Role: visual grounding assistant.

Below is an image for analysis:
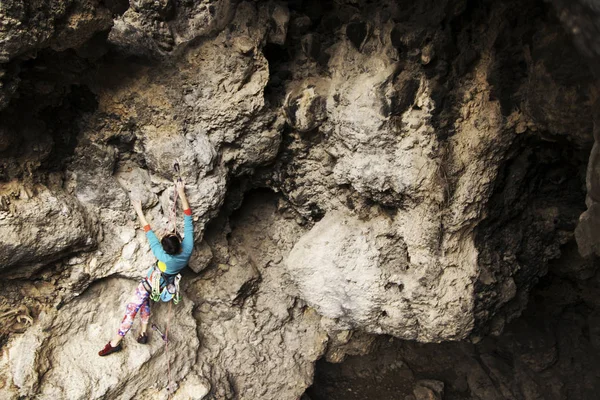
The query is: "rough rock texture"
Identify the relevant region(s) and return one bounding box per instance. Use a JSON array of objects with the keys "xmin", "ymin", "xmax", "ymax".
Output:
[
  {"xmin": 287, "ymin": 210, "xmax": 442, "ymax": 339},
  {"xmin": 269, "ymin": 0, "xmax": 594, "ymax": 340},
  {"xmin": 187, "ymin": 191, "xmax": 328, "ymax": 399},
  {"xmin": 559, "ymin": 0, "xmax": 600, "ymax": 259},
  {"xmin": 307, "ymin": 244, "xmax": 600, "ymax": 400},
  {"xmin": 0, "ymin": 0, "xmax": 113, "ymax": 62},
  {"xmin": 0, "ymin": 0, "xmax": 598, "ymax": 399},
  {"xmin": 0, "ymin": 278, "xmax": 201, "ymax": 399},
  {"xmin": 0, "ymin": 0, "xmax": 114, "ymax": 109},
  {"xmin": 0, "ymin": 183, "xmax": 98, "ymax": 275}
]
